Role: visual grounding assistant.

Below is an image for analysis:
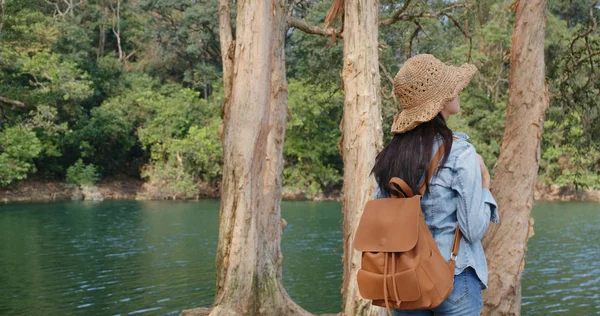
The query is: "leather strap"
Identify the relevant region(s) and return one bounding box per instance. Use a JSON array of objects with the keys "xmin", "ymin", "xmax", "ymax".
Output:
[
  {"xmin": 391, "ymin": 253, "xmax": 400, "ymax": 305},
  {"xmin": 383, "ymin": 255, "xmax": 392, "ymax": 316},
  {"xmin": 450, "ymin": 225, "xmax": 461, "ymax": 261},
  {"xmin": 388, "ymin": 138, "xmax": 462, "ymax": 262},
  {"xmin": 388, "ymin": 178, "xmax": 414, "ymax": 198},
  {"xmin": 419, "ymin": 142, "xmax": 447, "ymax": 195}
]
